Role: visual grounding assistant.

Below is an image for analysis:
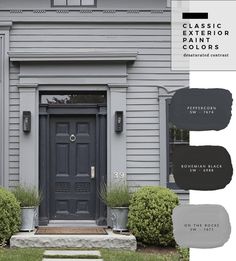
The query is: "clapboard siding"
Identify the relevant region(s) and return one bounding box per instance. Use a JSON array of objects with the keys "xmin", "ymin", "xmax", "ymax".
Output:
[
  {"xmin": 8, "ymin": 22, "xmax": 189, "ymax": 202},
  {"xmin": 128, "ymin": 181, "xmax": 160, "ymax": 191},
  {"xmin": 9, "ymin": 62, "xmax": 20, "ymax": 188},
  {"xmin": 177, "ymin": 192, "xmax": 190, "ymax": 205},
  {"xmin": 0, "ymin": 0, "xmax": 166, "ymax": 10},
  {"xmin": 11, "ymin": 35, "xmax": 172, "ymax": 42},
  {"xmin": 127, "ymin": 143, "xmax": 159, "ymax": 149}
]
